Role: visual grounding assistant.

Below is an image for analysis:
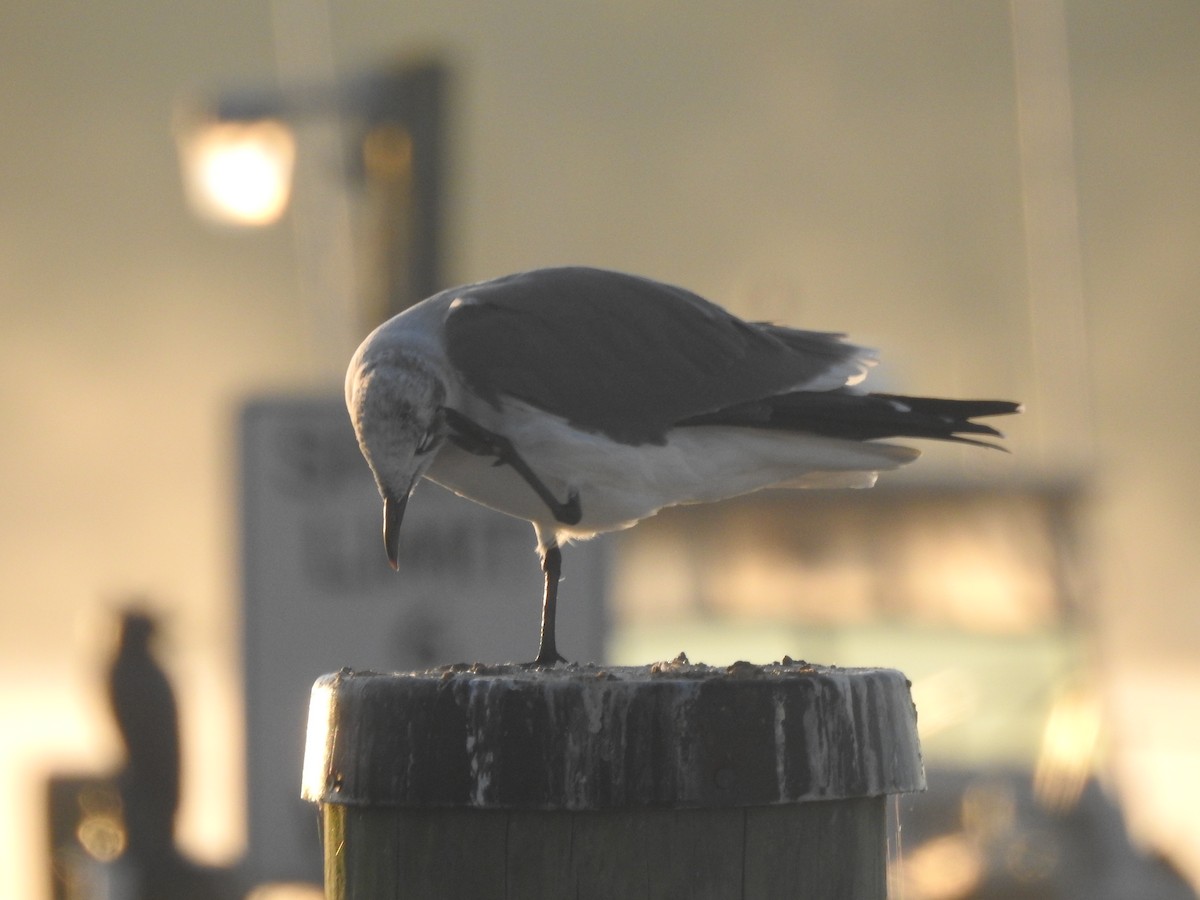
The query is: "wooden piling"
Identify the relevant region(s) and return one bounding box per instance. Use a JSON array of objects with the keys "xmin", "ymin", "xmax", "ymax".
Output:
[{"xmin": 301, "ymin": 657, "xmax": 924, "ymax": 899}]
